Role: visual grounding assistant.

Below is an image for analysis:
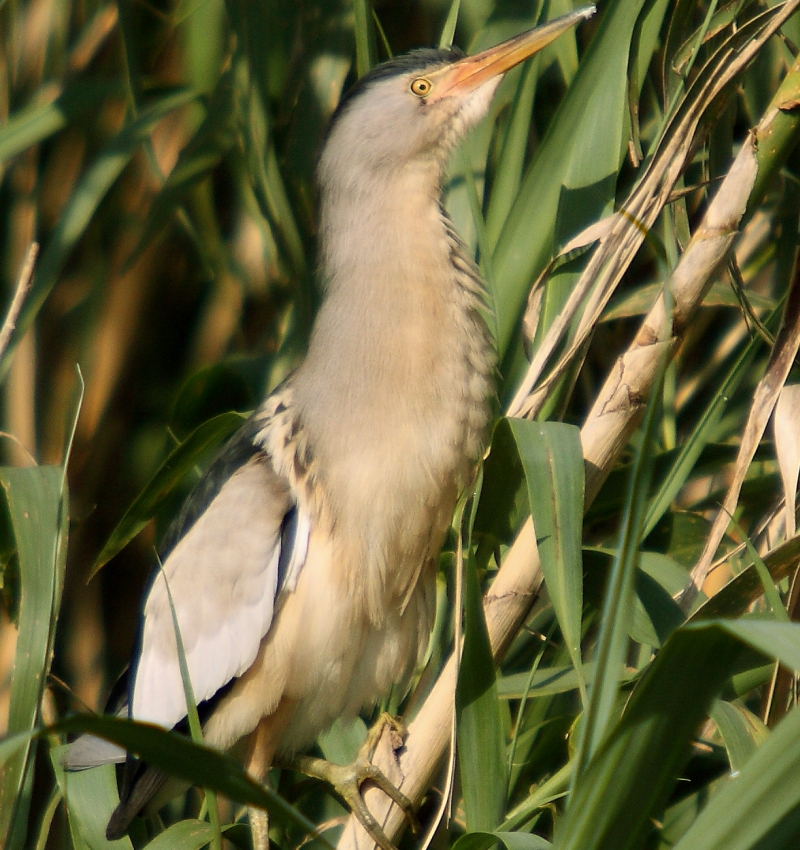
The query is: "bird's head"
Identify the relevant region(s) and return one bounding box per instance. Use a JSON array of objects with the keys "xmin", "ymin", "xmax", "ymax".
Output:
[{"xmin": 319, "ymin": 7, "xmax": 595, "ymax": 188}]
